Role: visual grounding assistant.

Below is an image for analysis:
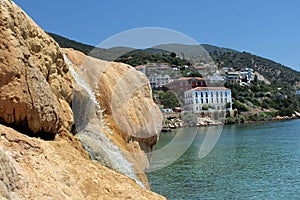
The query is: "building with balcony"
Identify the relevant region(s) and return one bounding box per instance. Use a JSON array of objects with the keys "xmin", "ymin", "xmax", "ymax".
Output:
[
  {"xmin": 226, "ymin": 71, "xmax": 241, "ymax": 84},
  {"xmin": 184, "ymin": 87, "xmax": 232, "ymax": 112}
]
